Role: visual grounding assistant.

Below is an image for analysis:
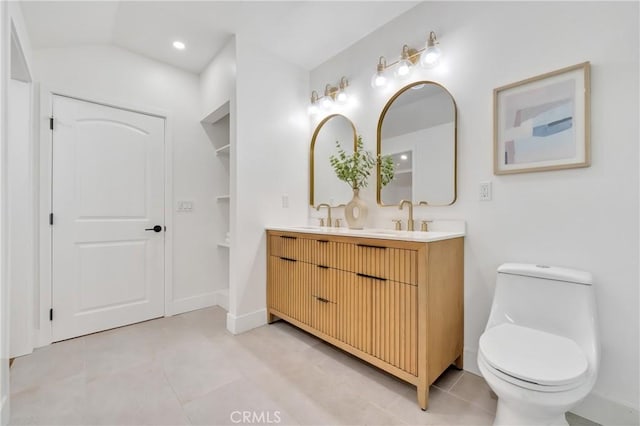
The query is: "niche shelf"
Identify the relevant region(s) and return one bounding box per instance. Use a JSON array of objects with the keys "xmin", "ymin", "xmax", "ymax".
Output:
[
  {"xmin": 215, "ymin": 144, "xmax": 230, "ymax": 156},
  {"xmin": 201, "ymin": 100, "xmax": 231, "ymax": 312}
]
